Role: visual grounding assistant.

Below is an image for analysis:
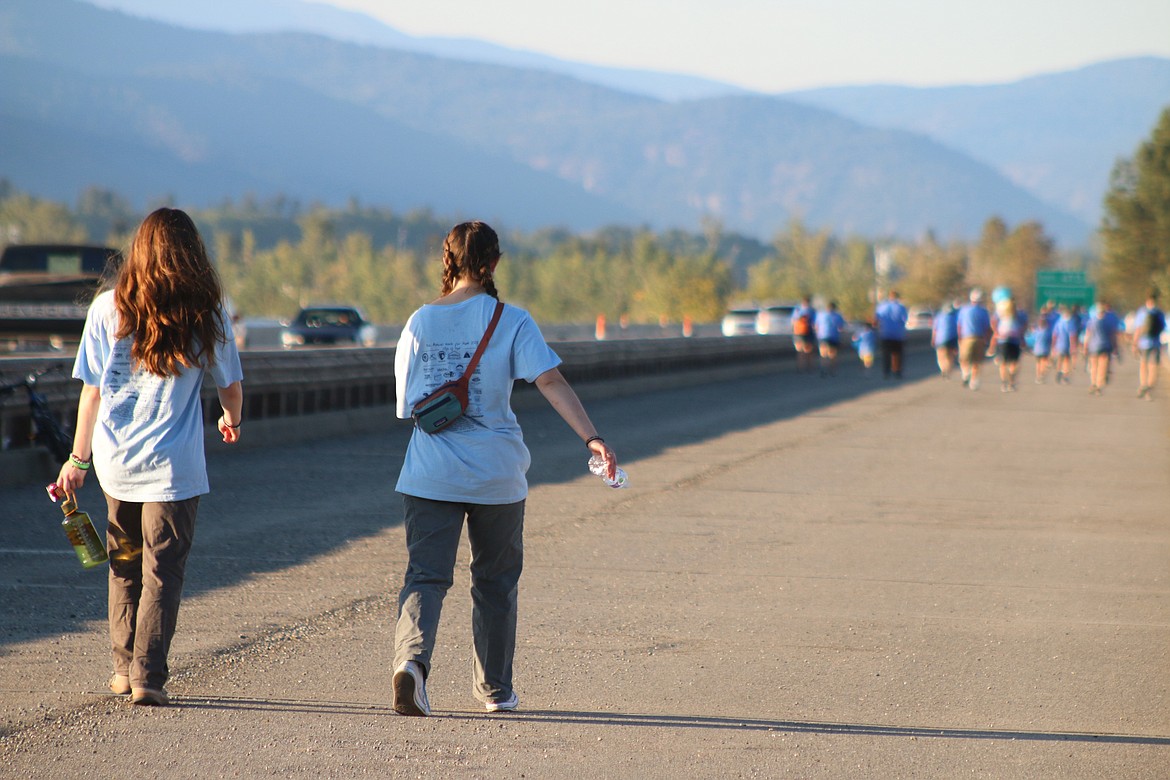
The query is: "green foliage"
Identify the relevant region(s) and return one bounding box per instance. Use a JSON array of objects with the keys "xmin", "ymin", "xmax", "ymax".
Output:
[
  {"xmin": 744, "ymin": 222, "xmax": 875, "ymax": 320},
  {"xmin": 0, "ymin": 186, "xmax": 87, "ymax": 247},
  {"xmin": 824, "ymin": 238, "xmax": 881, "ymax": 320},
  {"xmin": 498, "ymin": 230, "xmax": 731, "ymax": 324},
  {"xmin": 0, "ymin": 181, "xmax": 1083, "ymax": 325},
  {"xmin": 212, "ymin": 209, "xmax": 434, "ymax": 322},
  {"xmin": 895, "ymin": 233, "xmax": 969, "ymax": 309},
  {"xmin": 75, "ymin": 187, "xmax": 138, "ymax": 246},
  {"xmin": 1099, "ymin": 107, "xmax": 1170, "ymax": 307},
  {"xmin": 745, "ymin": 221, "xmax": 829, "ymax": 303},
  {"xmin": 966, "ymin": 217, "xmax": 1055, "ymax": 308}
]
